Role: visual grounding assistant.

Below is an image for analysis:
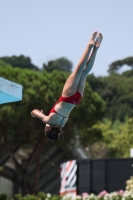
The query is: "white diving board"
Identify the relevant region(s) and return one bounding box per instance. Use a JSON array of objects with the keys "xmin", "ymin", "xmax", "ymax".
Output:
[{"xmin": 0, "ymin": 77, "xmax": 22, "ymax": 104}]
